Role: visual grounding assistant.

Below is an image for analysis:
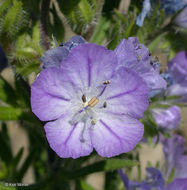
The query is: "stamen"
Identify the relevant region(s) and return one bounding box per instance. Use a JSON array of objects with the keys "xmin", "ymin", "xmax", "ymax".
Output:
[
  {"xmin": 79, "ymin": 122, "xmax": 86, "ymax": 143},
  {"xmin": 91, "ymin": 119, "xmax": 97, "ymax": 125},
  {"xmin": 82, "ymin": 94, "xmax": 86, "ymax": 103},
  {"xmin": 103, "ymin": 102, "xmax": 107, "ymax": 108},
  {"xmin": 103, "ymin": 80, "xmax": 110, "ymax": 85},
  {"xmin": 88, "ymin": 97, "xmax": 99, "ymax": 107}
]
